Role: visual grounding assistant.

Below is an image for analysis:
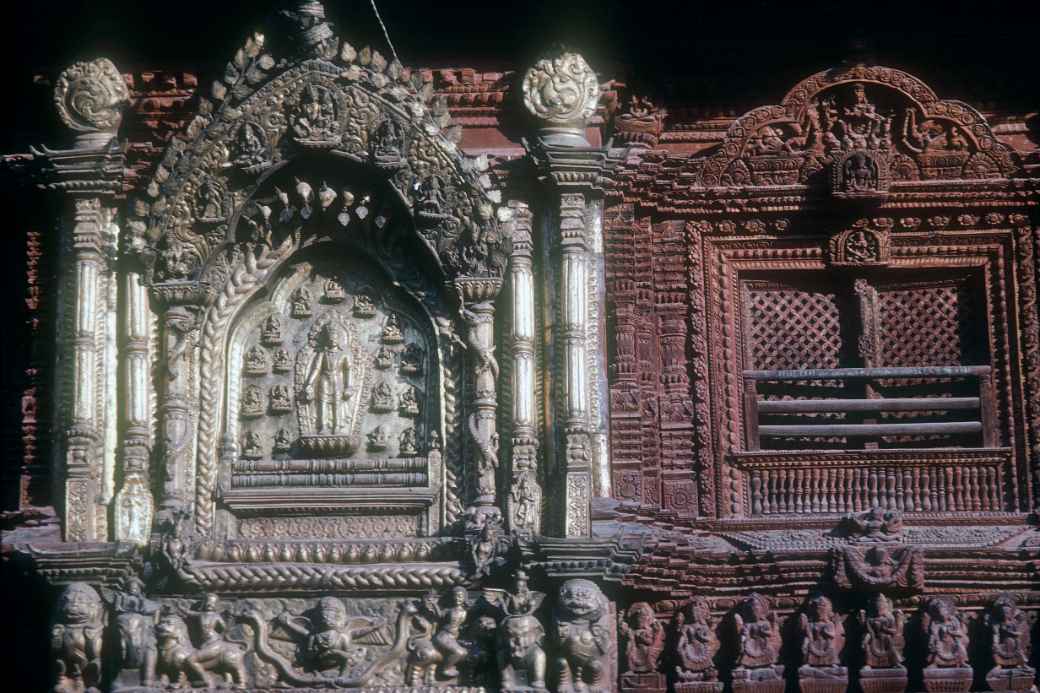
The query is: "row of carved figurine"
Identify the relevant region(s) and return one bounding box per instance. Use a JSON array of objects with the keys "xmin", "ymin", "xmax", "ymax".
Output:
[
  {"xmin": 240, "ymin": 424, "xmax": 422, "ymax": 458},
  {"xmin": 243, "ymin": 341, "xmax": 425, "ymax": 376},
  {"xmin": 240, "ymin": 381, "xmax": 421, "ymax": 419},
  {"xmin": 256, "ymin": 311, "xmax": 406, "ymax": 346},
  {"xmin": 620, "ymin": 592, "xmax": 1033, "ymax": 693},
  {"xmin": 50, "ymin": 574, "xmax": 614, "ymax": 692}
]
